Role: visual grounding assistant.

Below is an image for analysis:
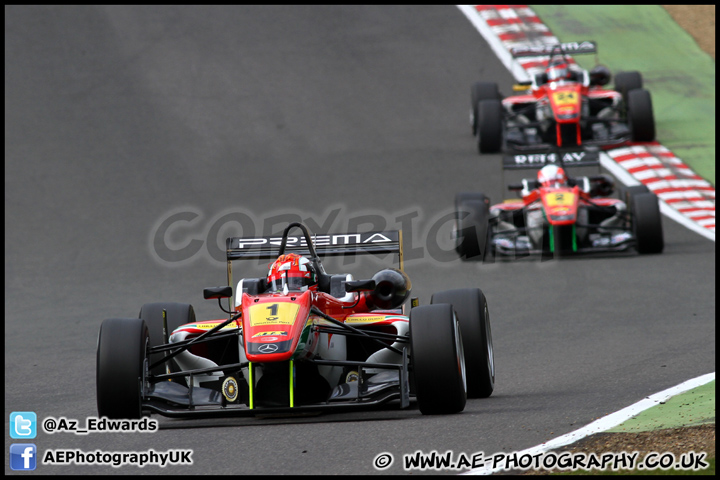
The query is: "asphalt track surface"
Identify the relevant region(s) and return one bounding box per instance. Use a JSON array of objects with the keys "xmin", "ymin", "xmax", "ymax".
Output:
[{"xmin": 4, "ymin": 6, "xmax": 715, "ymax": 475}]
